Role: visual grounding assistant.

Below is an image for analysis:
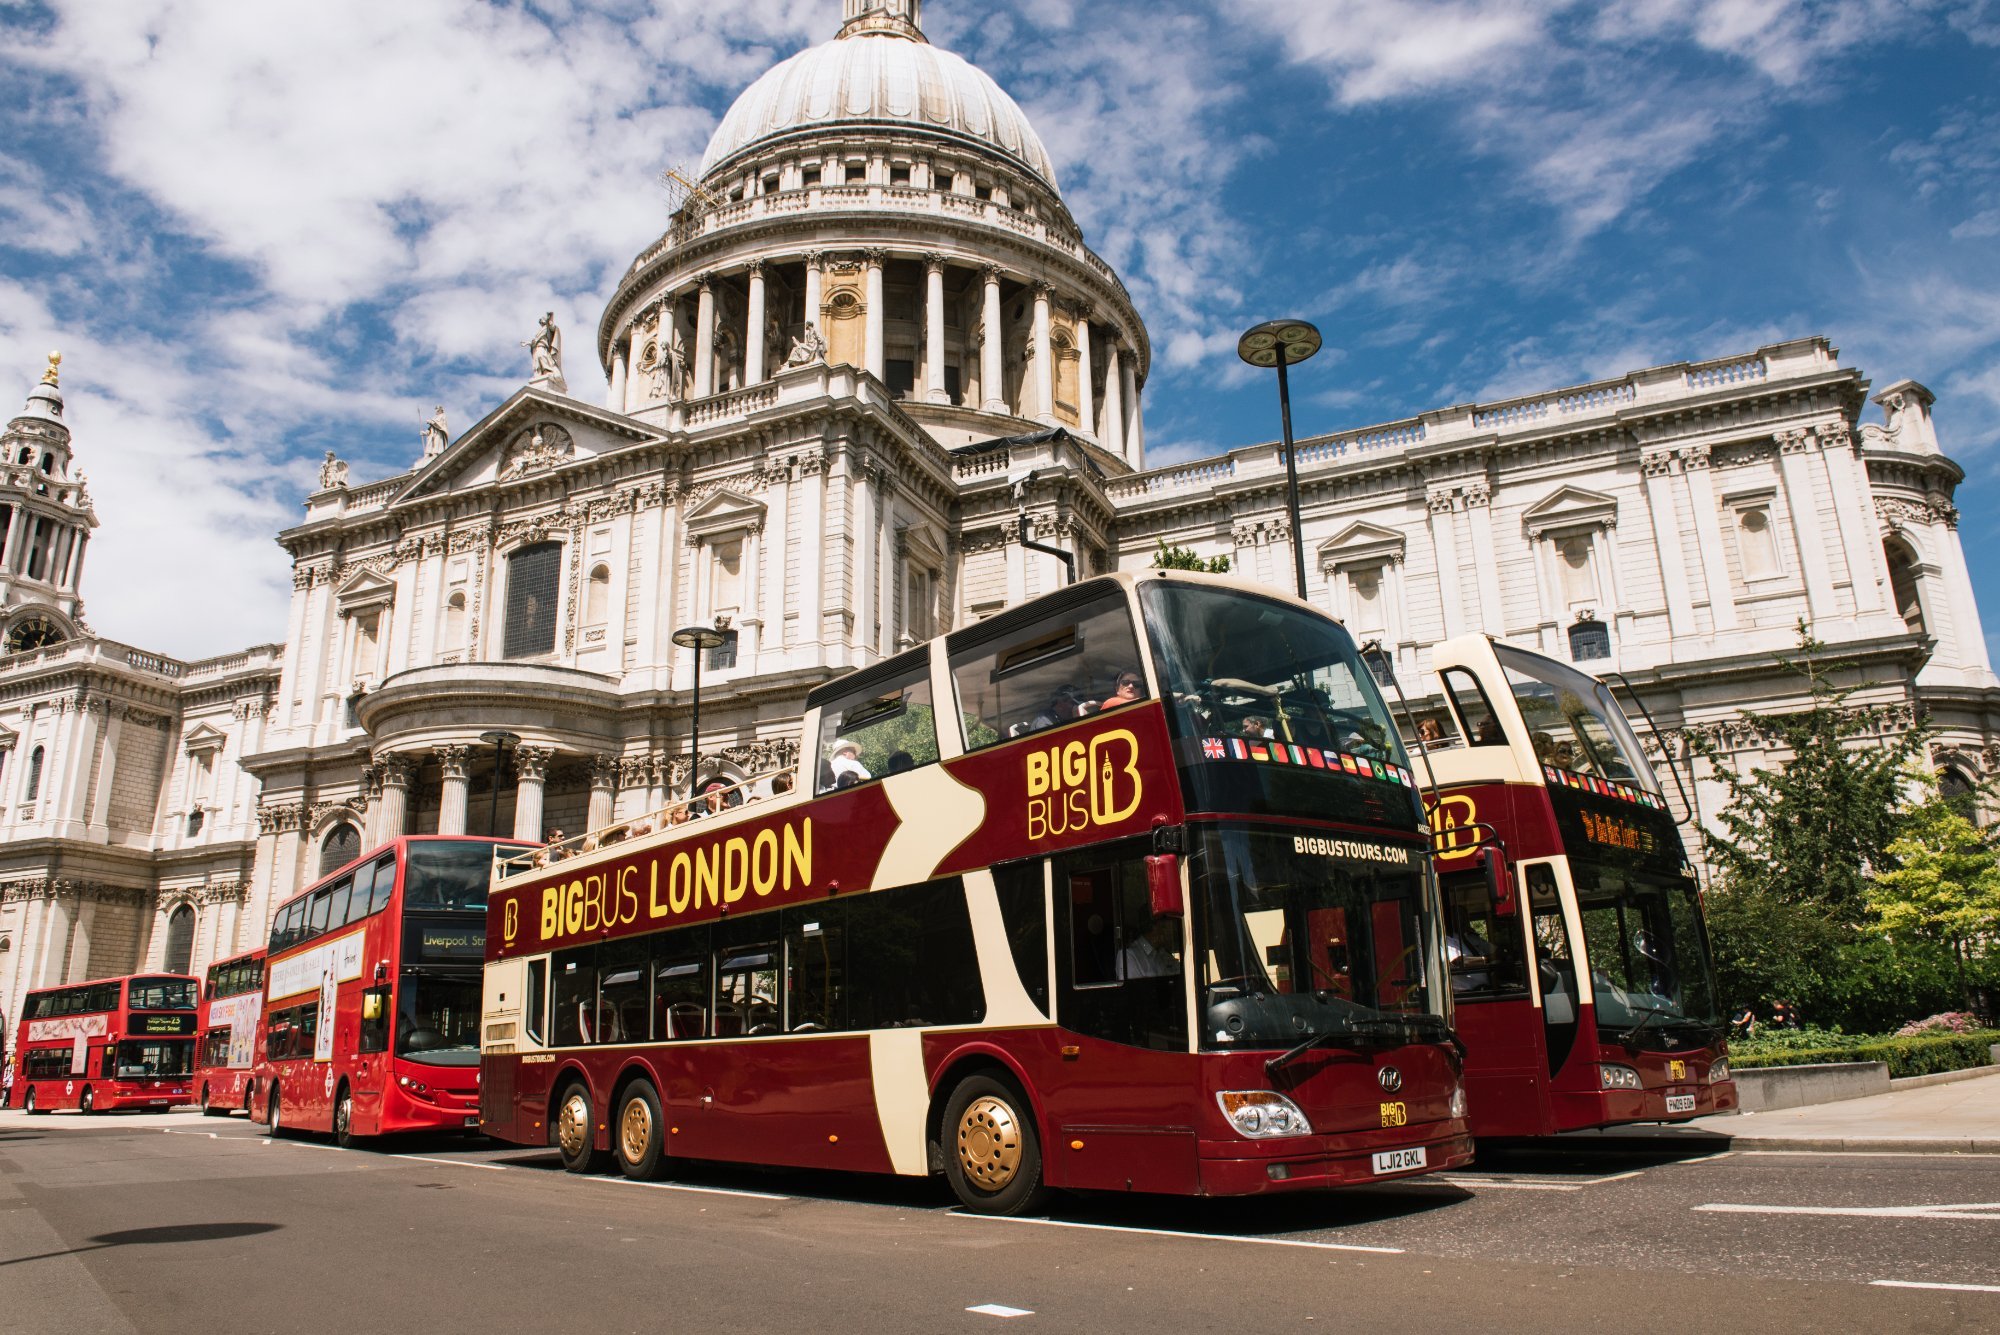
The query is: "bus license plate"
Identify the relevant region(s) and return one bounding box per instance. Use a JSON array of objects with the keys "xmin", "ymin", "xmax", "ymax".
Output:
[
  {"xmin": 463, "ymin": 1116, "xmax": 480, "ymax": 1128},
  {"xmin": 1372, "ymin": 1147, "xmax": 1427, "ymax": 1175},
  {"xmin": 1665, "ymin": 1093, "xmax": 1697, "ymax": 1115}
]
